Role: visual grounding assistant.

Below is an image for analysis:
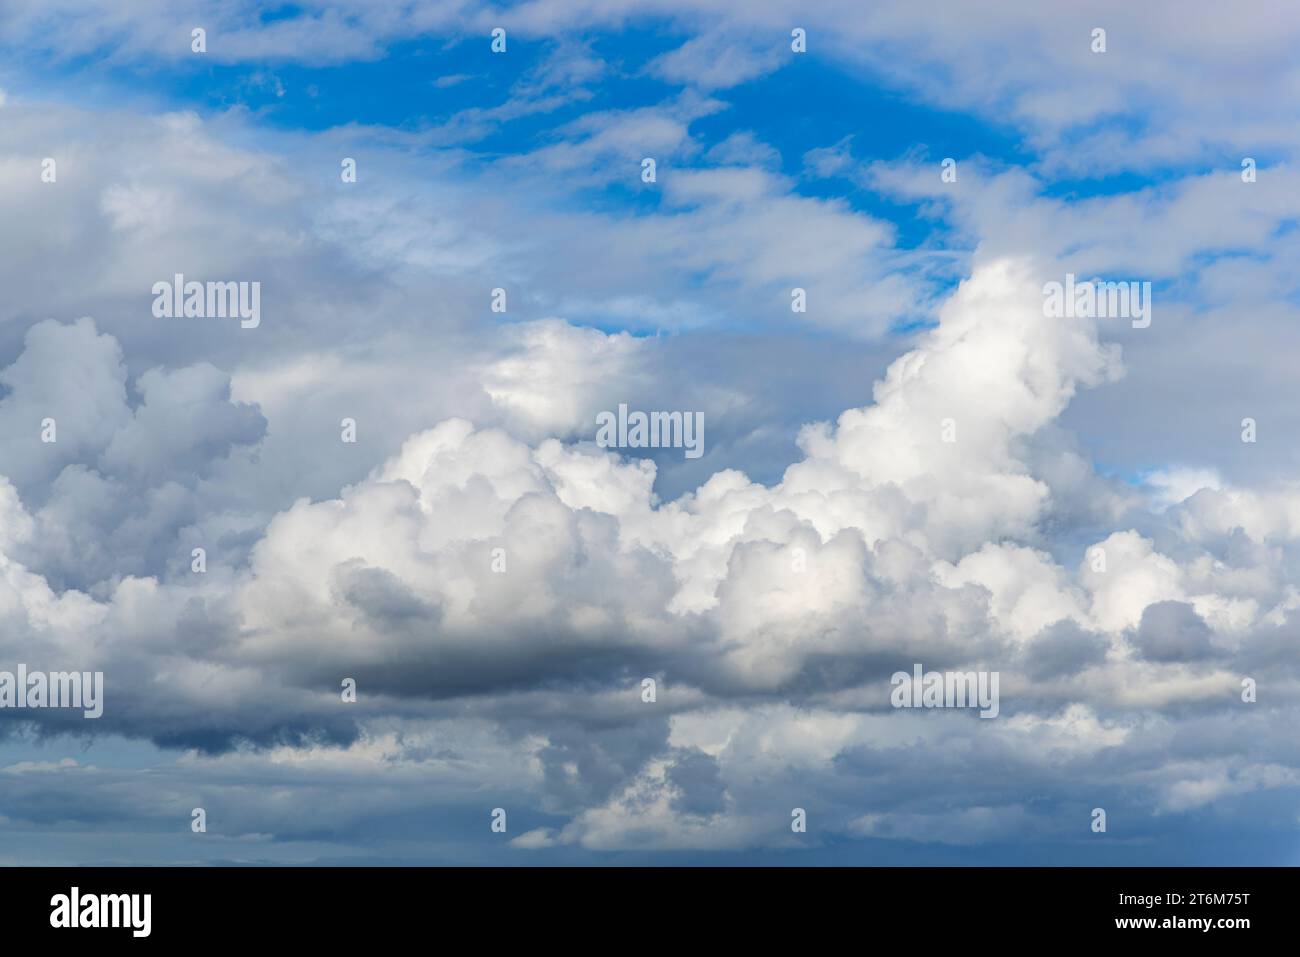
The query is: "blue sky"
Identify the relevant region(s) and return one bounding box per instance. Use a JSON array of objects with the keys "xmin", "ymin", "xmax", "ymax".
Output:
[{"xmin": 0, "ymin": 0, "xmax": 1299, "ymax": 866}]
